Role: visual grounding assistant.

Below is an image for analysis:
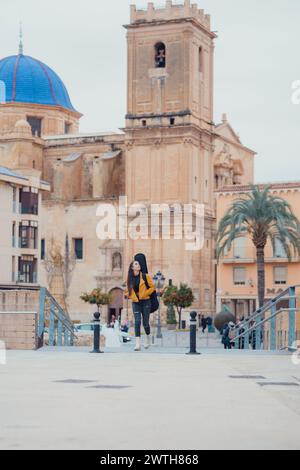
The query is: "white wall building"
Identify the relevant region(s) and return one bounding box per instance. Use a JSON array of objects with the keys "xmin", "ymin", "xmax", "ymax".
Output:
[{"xmin": 0, "ymin": 167, "xmax": 50, "ymax": 286}]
